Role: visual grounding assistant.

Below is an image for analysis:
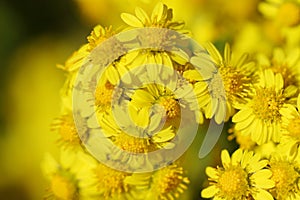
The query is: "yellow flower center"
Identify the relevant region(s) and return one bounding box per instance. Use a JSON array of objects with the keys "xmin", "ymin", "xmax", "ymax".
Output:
[
  {"xmin": 51, "ymin": 175, "xmax": 77, "ymax": 200},
  {"xmin": 287, "ymin": 116, "xmax": 300, "ymax": 140},
  {"xmin": 94, "ymin": 164, "xmax": 128, "ymax": 198},
  {"xmin": 218, "ymin": 166, "xmax": 248, "ymax": 198},
  {"xmin": 269, "ymin": 61, "xmax": 297, "ymax": 87},
  {"xmin": 270, "ymin": 161, "xmax": 299, "ymax": 199},
  {"xmin": 220, "ymin": 66, "xmax": 252, "ymax": 104},
  {"xmin": 252, "ymin": 88, "xmax": 285, "ymax": 123},
  {"xmin": 154, "ymin": 164, "xmax": 190, "ymax": 199},
  {"xmin": 159, "ymin": 97, "xmax": 180, "ymax": 119},
  {"xmin": 95, "ymin": 82, "xmax": 114, "ymax": 109},
  {"xmin": 59, "ymin": 117, "xmax": 80, "ymax": 145},
  {"xmin": 114, "ymin": 132, "xmax": 157, "ymax": 153},
  {"xmin": 276, "ymin": 2, "xmax": 300, "ymax": 27}
]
